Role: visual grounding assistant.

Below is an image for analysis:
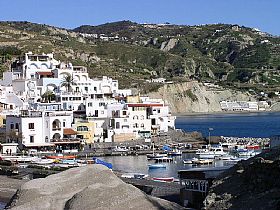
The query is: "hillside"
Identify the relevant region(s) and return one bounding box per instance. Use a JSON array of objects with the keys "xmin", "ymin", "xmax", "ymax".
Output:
[{"xmin": 1, "ymin": 20, "xmax": 280, "ymax": 93}]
